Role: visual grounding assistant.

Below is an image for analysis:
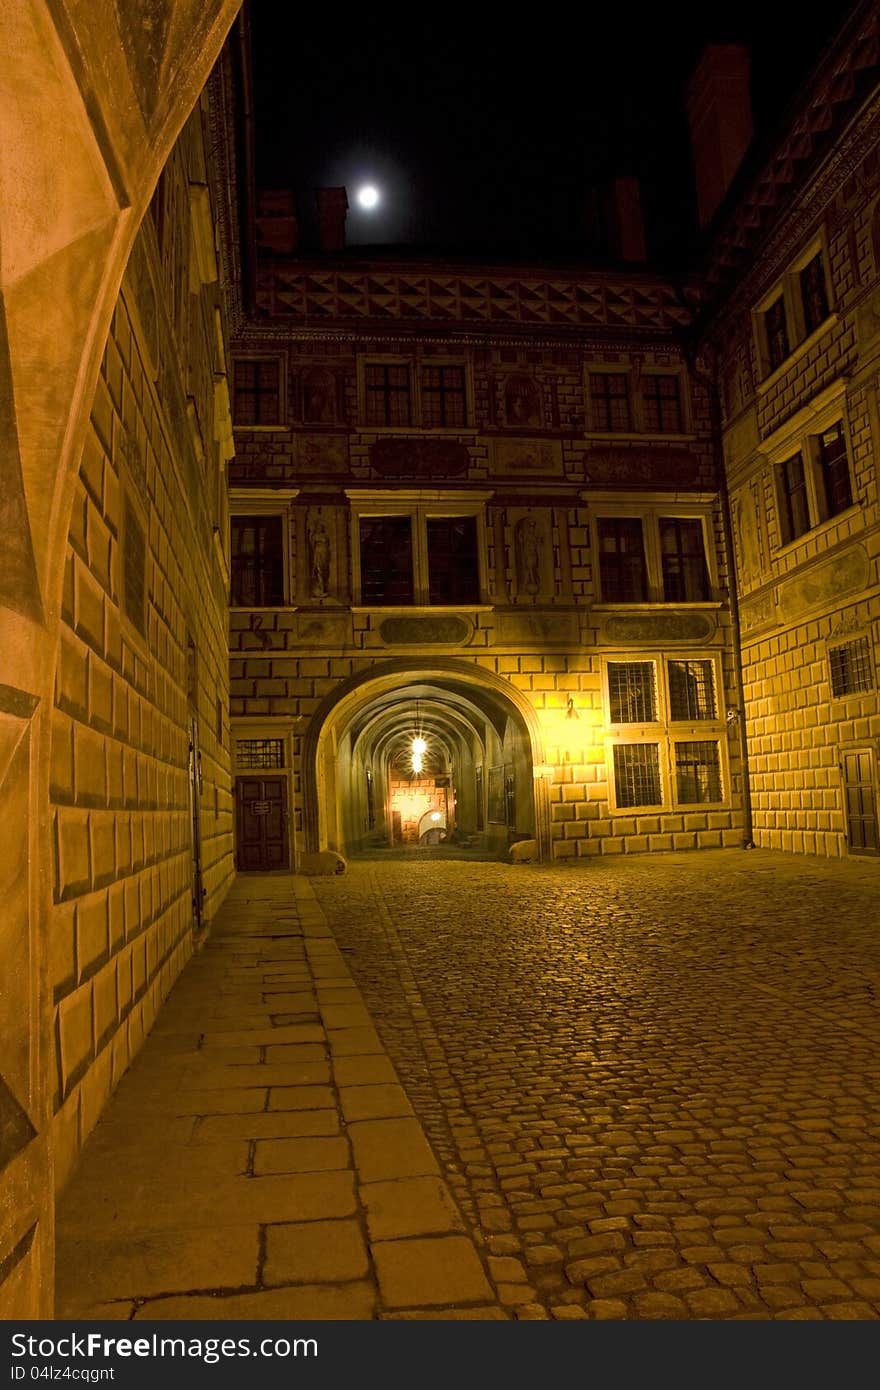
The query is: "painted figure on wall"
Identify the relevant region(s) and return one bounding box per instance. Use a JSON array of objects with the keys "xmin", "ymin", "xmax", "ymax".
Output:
[
  {"xmin": 309, "ymin": 514, "xmax": 331, "ymax": 598},
  {"xmin": 516, "ymin": 515, "xmax": 541, "ymax": 596}
]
